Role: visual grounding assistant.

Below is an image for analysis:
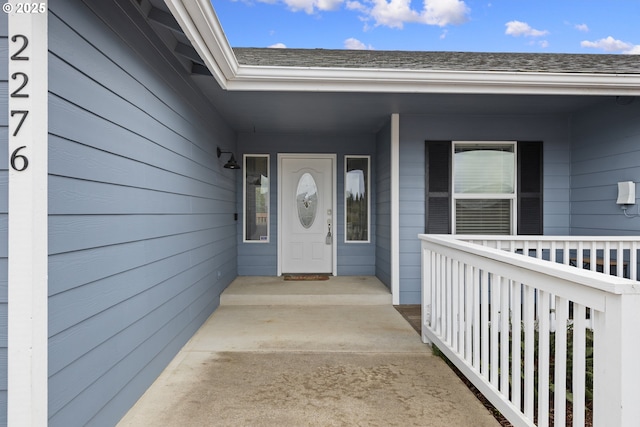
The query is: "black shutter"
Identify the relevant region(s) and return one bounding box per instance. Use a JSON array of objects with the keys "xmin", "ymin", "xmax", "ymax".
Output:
[
  {"xmin": 425, "ymin": 141, "xmax": 452, "ymax": 233},
  {"xmin": 517, "ymin": 141, "xmax": 543, "ymax": 235}
]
